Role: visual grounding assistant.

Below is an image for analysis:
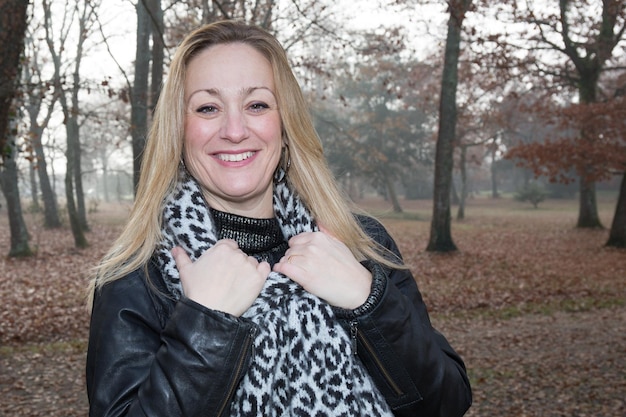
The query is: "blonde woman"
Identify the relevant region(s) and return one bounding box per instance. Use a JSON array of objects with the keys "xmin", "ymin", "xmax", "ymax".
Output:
[{"xmin": 86, "ymin": 20, "xmax": 471, "ymax": 417}]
